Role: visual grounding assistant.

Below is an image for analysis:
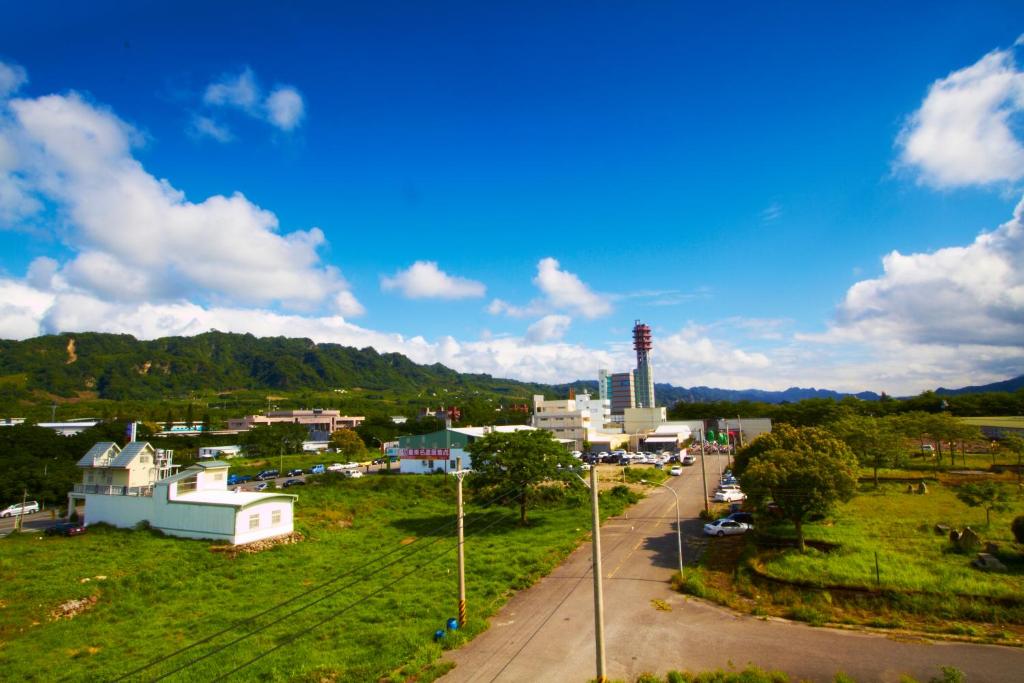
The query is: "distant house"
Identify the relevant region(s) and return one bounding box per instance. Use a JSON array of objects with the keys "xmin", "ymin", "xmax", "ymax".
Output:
[
  {"xmin": 198, "ymin": 445, "xmax": 242, "ymax": 459},
  {"xmin": 397, "ymin": 425, "xmax": 535, "ymax": 475},
  {"xmin": 70, "ymin": 442, "xmax": 297, "ymax": 545}
]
